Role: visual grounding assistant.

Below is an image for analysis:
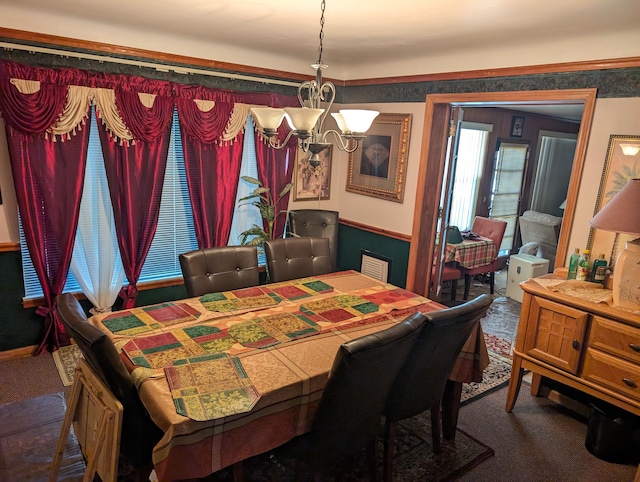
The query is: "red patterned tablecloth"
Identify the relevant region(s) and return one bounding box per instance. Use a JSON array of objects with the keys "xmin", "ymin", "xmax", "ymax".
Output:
[
  {"xmin": 90, "ymin": 270, "xmax": 488, "ymax": 481},
  {"xmin": 445, "ymin": 237, "xmax": 497, "ymax": 269}
]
